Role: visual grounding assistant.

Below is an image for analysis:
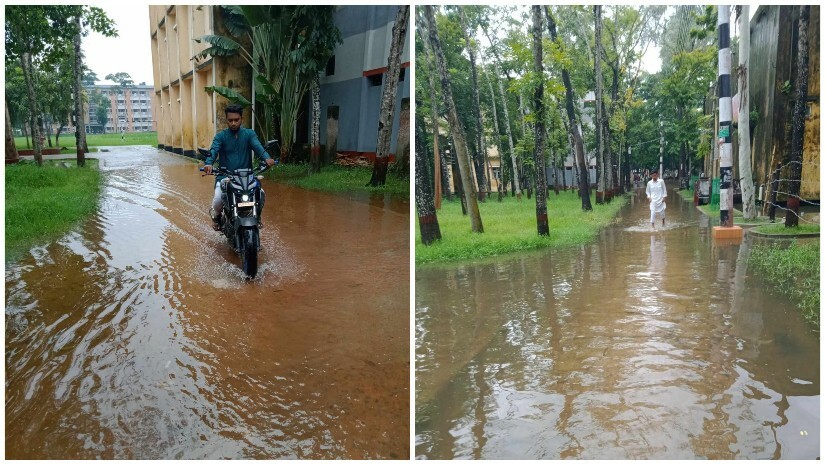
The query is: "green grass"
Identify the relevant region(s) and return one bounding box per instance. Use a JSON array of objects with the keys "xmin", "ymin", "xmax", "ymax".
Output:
[
  {"xmin": 751, "ymin": 223, "xmax": 820, "ymax": 235},
  {"xmin": 416, "ymin": 191, "xmax": 628, "ymax": 264},
  {"xmin": 265, "ymin": 163, "xmax": 409, "ymax": 197},
  {"xmin": 748, "ymin": 241, "xmax": 820, "ymax": 329},
  {"xmin": 5, "ymin": 159, "xmax": 103, "ymax": 261},
  {"xmin": 14, "ymin": 131, "xmax": 158, "ymax": 150},
  {"xmin": 677, "ymin": 188, "xmax": 694, "ymax": 202}
]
